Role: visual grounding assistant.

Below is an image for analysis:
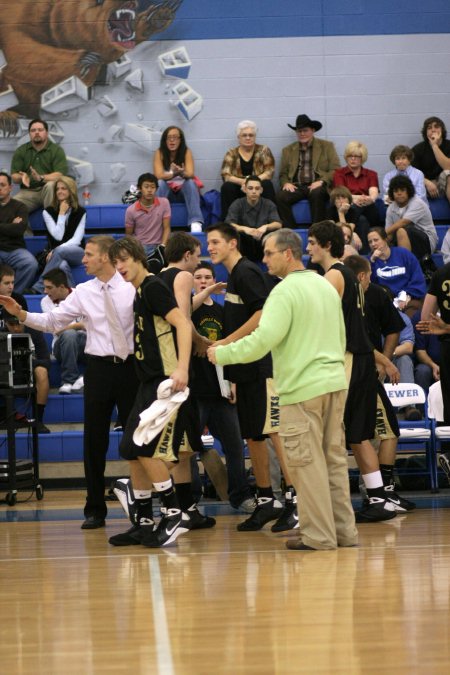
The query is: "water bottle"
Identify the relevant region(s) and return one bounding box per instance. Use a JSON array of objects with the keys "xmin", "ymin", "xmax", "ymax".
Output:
[{"xmin": 82, "ymin": 188, "xmax": 91, "ymax": 206}]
